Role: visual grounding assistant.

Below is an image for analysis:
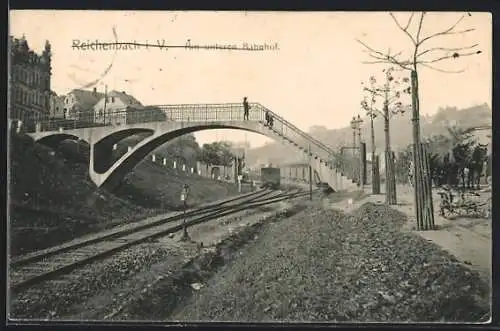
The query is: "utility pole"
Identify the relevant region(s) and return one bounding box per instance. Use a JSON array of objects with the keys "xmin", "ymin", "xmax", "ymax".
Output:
[
  {"xmin": 351, "ymin": 115, "xmax": 363, "ymax": 186},
  {"xmin": 352, "ymin": 125, "xmax": 357, "ymax": 149},
  {"xmin": 369, "ymin": 106, "xmax": 380, "ymax": 194},
  {"xmin": 103, "ymin": 84, "xmax": 108, "ymax": 126},
  {"xmin": 357, "ymin": 116, "xmax": 364, "ymax": 189},
  {"xmin": 308, "ymin": 144, "xmax": 313, "ymax": 200}
]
